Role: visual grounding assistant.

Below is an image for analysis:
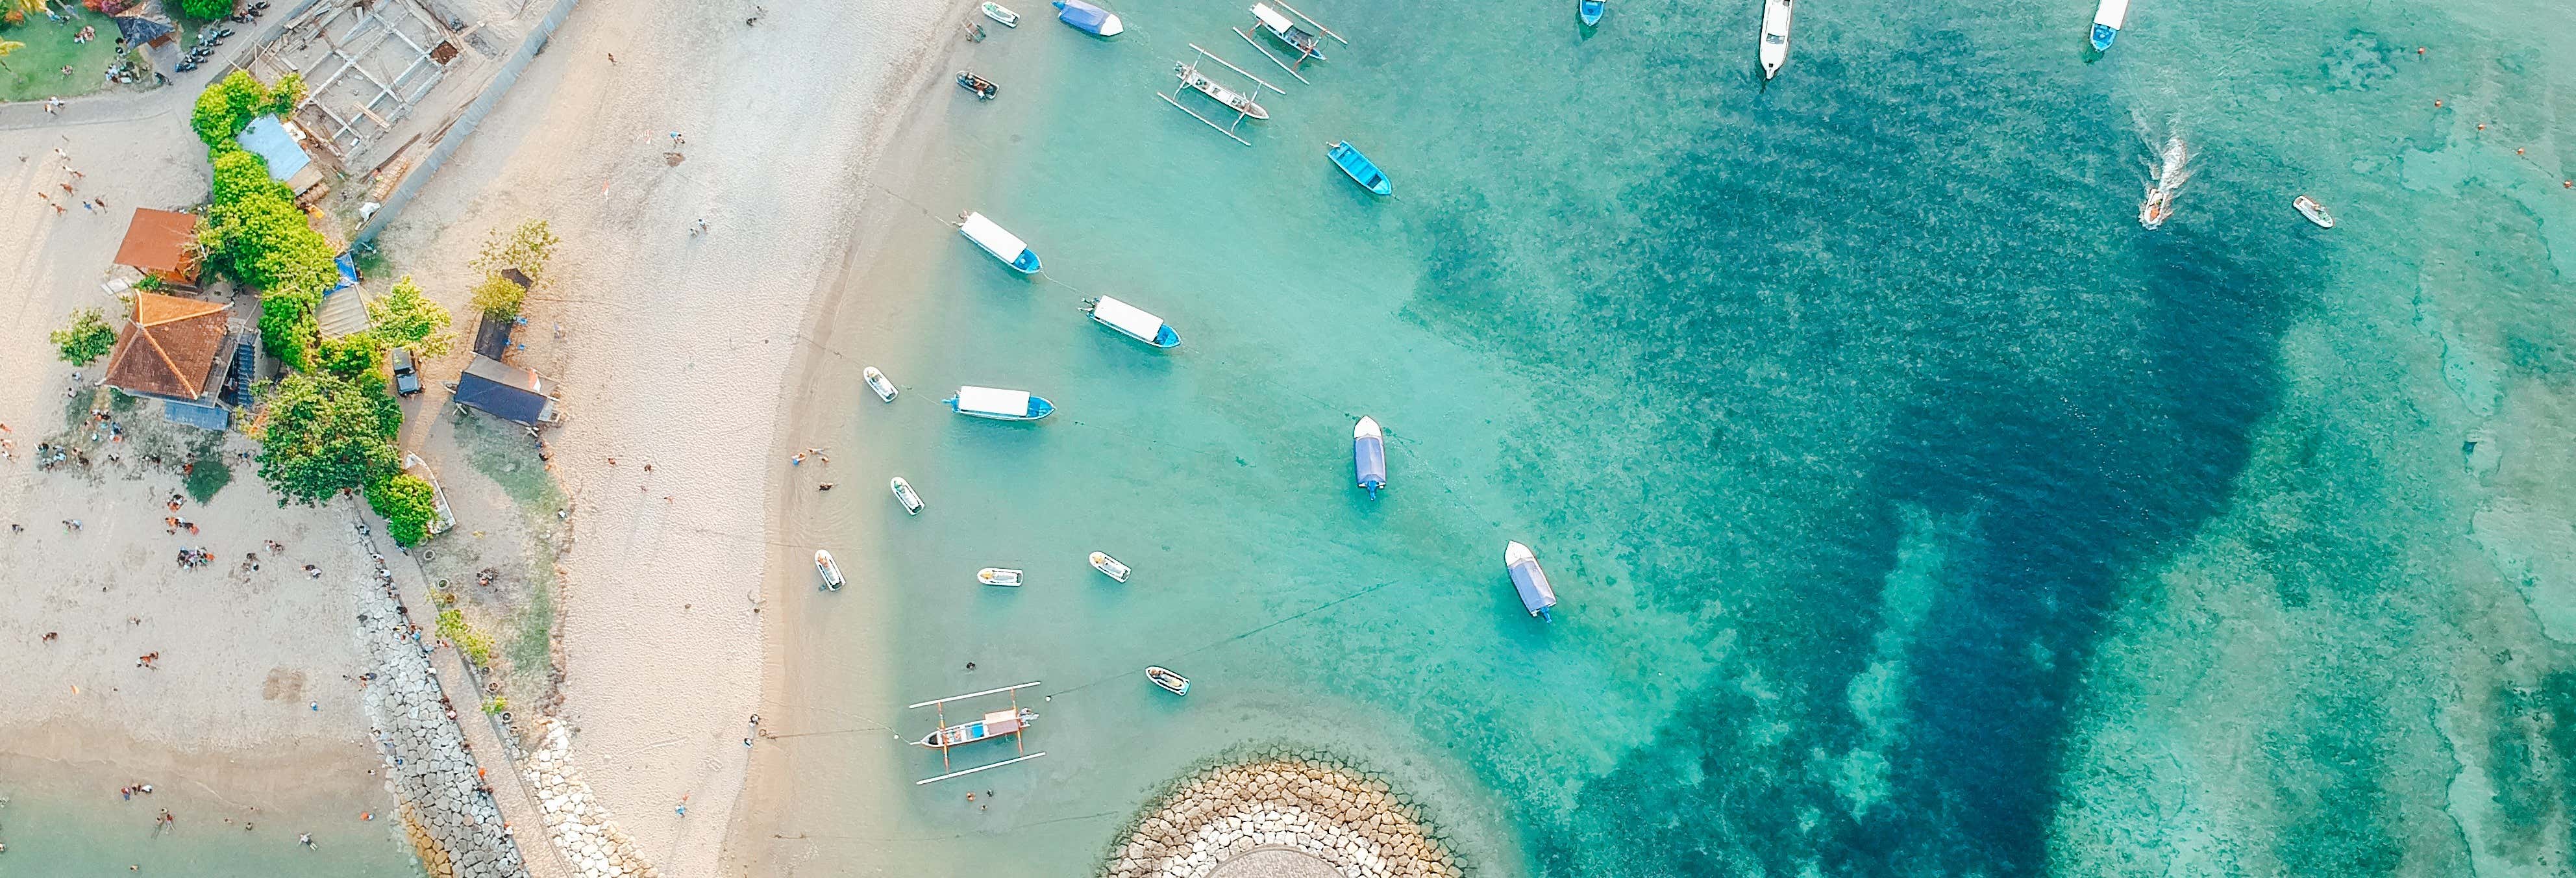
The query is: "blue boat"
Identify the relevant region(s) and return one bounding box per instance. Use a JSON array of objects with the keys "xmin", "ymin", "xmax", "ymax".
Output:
[
  {"xmin": 1353, "ymin": 416, "xmax": 1385, "ymax": 497},
  {"xmin": 1578, "ymin": 0, "xmax": 1604, "ymax": 26},
  {"xmin": 2090, "ymin": 0, "xmax": 2127, "ymax": 51},
  {"xmin": 1052, "ymin": 0, "xmax": 1124, "ymax": 35},
  {"xmin": 957, "ymin": 211, "xmax": 1041, "ymax": 275},
  {"xmin": 1325, "ymin": 141, "xmax": 1391, "ymax": 196},
  {"xmin": 945, "ymin": 386, "xmax": 1055, "ymax": 421}
]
